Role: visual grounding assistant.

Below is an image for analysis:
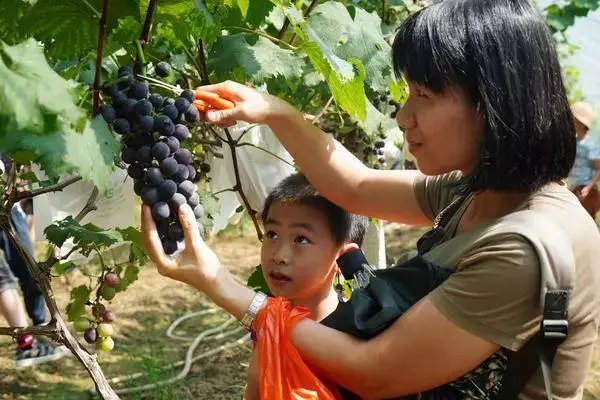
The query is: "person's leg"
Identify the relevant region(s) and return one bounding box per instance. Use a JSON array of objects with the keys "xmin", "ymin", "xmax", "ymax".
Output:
[{"xmin": 4, "ymin": 208, "xmax": 47, "ymax": 325}]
